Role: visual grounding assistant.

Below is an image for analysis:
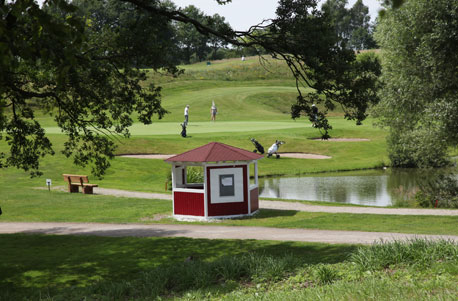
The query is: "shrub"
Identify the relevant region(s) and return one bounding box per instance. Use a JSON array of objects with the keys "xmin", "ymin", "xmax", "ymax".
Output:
[
  {"xmin": 414, "ymin": 173, "xmax": 458, "ymax": 208},
  {"xmin": 186, "ymin": 166, "xmax": 204, "ymax": 183},
  {"xmin": 387, "ymin": 129, "xmax": 451, "ymax": 168}
]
